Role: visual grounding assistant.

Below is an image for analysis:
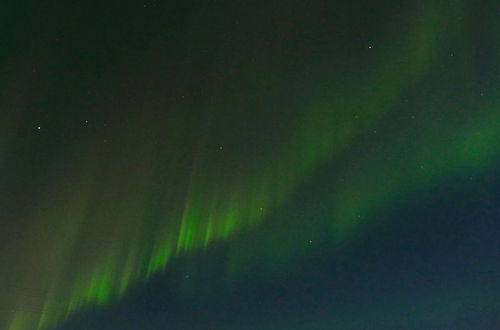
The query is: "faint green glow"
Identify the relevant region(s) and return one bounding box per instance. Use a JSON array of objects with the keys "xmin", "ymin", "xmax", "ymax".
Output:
[
  {"xmin": 8, "ymin": 313, "xmax": 29, "ymax": 330},
  {"xmin": 42, "ymin": 4, "xmax": 464, "ymax": 327},
  {"xmin": 44, "ymin": 2, "xmax": 469, "ymax": 327},
  {"xmin": 4, "ymin": 1, "xmax": 498, "ymax": 329},
  {"xmin": 332, "ymin": 106, "xmax": 500, "ymax": 237}
]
